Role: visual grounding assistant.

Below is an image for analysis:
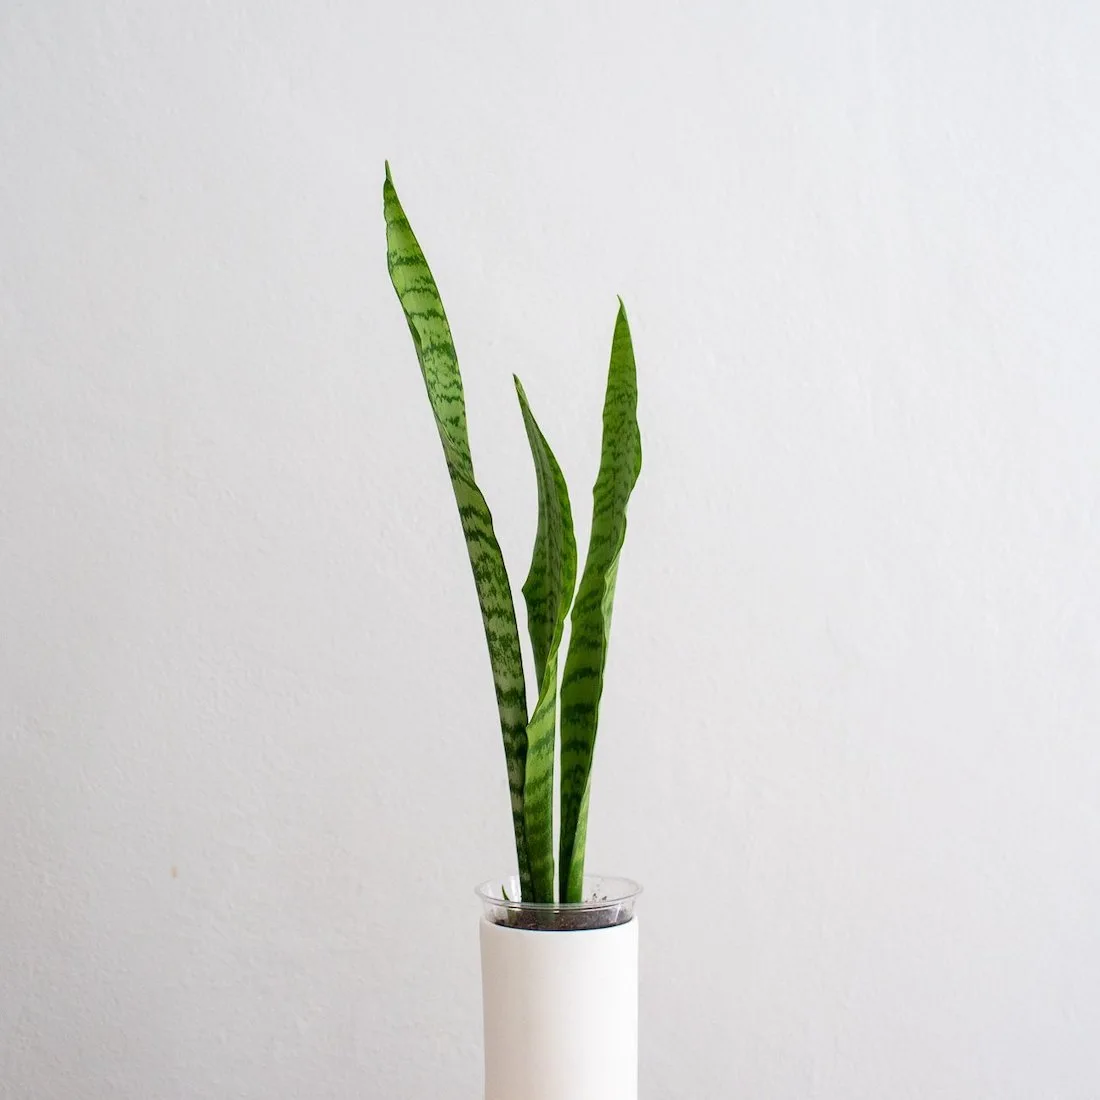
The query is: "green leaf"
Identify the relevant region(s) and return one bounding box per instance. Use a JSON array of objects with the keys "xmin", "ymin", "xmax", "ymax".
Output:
[
  {"xmin": 383, "ymin": 166, "xmax": 533, "ymax": 896},
  {"xmin": 558, "ymin": 301, "xmax": 642, "ymax": 902},
  {"xmin": 515, "ymin": 377, "xmax": 577, "ymax": 903}
]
